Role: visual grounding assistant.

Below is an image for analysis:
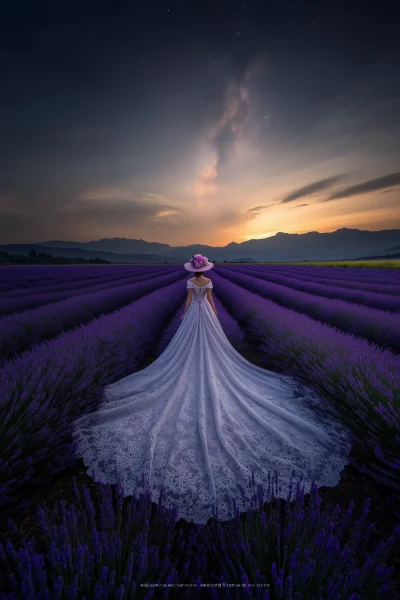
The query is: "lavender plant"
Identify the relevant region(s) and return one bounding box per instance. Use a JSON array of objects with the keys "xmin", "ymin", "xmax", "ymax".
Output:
[
  {"xmin": 0, "ymin": 267, "xmax": 184, "ymax": 364},
  {"xmin": 199, "ymin": 472, "xmax": 400, "ymax": 599},
  {"xmin": 215, "ymin": 267, "xmax": 400, "ymax": 353},
  {"xmin": 1, "ymin": 475, "xmax": 399, "ymax": 599},
  {"xmin": 239, "ymin": 264, "xmax": 400, "ymax": 296},
  {"xmin": 2, "ymin": 267, "xmax": 163, "ymax": 300},
  {"xmin": 0, "ymin": 264, "xmax": 119, "ymax": 288},
  {"xmin": 242, "ymin": 264, "xmax": 400, "ymax": 284},
  {"xmin": 222, "ymin": 265, "xmax": 400, "ymax": 311},
  {"xmin": 0, "ymin": 477, "xmax": 205, "ymax": 599},
  {"xmin": 0, "ymin": 265, "xmax": 128, "ymax": 293},
  {"xmin": 0, "ymin": 276, "xmax": 186, "ymax": 512},
  {"xmin": 210, "ymin": 270, "xmax": 400, "ymax": 498},
  {"xmin": 0, "ymin": 266, "xmax": 180, "ymax": 317}
]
